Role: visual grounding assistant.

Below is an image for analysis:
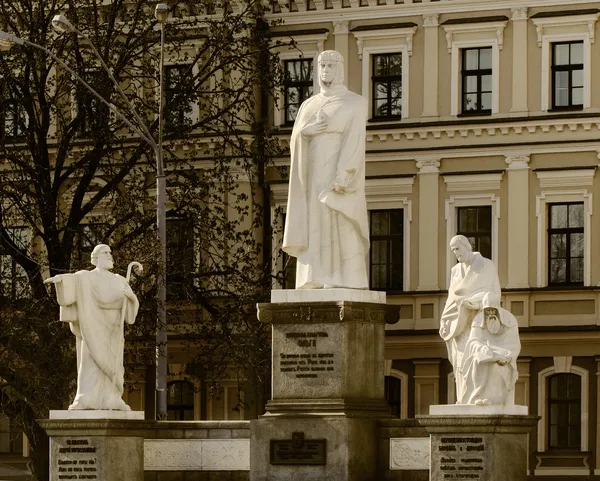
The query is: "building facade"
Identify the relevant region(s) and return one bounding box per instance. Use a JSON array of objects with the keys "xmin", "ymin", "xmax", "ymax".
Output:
[{"xmin": 267, "ymin": 0, "xmax": 600, "ymax": 478}]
